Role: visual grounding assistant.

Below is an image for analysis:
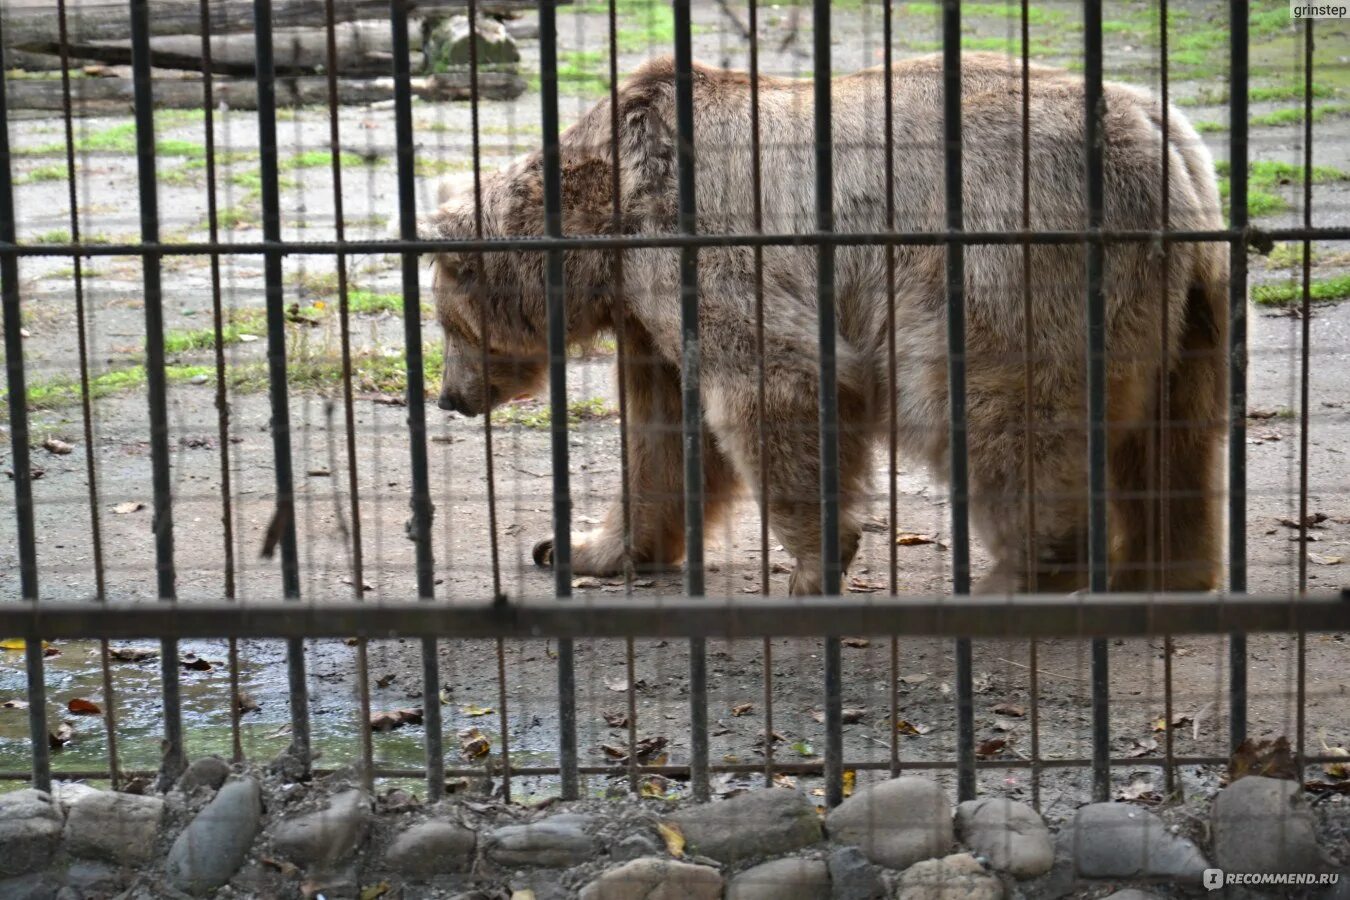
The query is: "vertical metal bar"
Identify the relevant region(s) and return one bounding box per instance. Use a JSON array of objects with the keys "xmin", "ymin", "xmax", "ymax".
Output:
[
  {"xmin": 389, "ymin": 0, "xmax": 444, "ymax": 800},
  {"xmin": 252, "ymin": 0, "xmax": 311, "ymax": 774},
  {"xmin": 1296, "ymin": 16, "xmax": 1314, "ymax": 775},
  {"xmin": 320, "ymin": 0, "xmax": 373, "ymax": 791},
  {"xmin": 882, "ymin": 0, "xmax": 901, "ymax": 782},
  {"xmin": 941, "ymin": 0, "xmax": 975, "ymax": 804},
  {"xmin": 748, "ymin": 0, "xmax": 777, "ymax": 790},
  {"xmin": 1227, "ymin": 0, "xmax": 1249, "ymax": 751},
  {"xmin": 0, "ymin": 55, "xmax": 50, "ymax": 793},
  {"xmin": 1018, "ymin": 0, "xmax": 1040, "ymax": 811},
  {"xmin": 672, "ymin": 0, "xmax": 708, "ymax": 803},
  {"xmin": 1157, "ymin": 0, "xmax": 1177, "ymax": 799},
  {"xmin": 812, "ymin": 0, "xmax": 844, "ymax": 808},
  {"xmin": 197, "ymin": 0, "xmax": 243, "ymax": 768},
  {"xmin": 55, "ymin": 0, "xmax": 120, "ymax": 789},
  {"xmin": 1082, "ymin": 0, "xmax": 1110, "ymax": 803},
  {"xmin": 129, "ymin": 0, "xmax": 187, "ymax": 786},
  {"xmin": 538, "ymin": 0, "xmax": 579, "ymax": 800}
]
